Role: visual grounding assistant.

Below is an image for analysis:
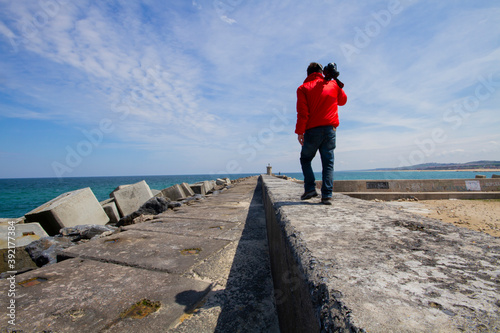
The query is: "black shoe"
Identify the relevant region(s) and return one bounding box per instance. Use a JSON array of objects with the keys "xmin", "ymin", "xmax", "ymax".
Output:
[
  {"xmin": 301, "ymin": 190, "xmax": 318, "ymax": 200},
  {"xmin": 321, "ymin": 197, "xmax": 332, "ymax": 205}
]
